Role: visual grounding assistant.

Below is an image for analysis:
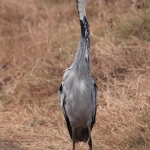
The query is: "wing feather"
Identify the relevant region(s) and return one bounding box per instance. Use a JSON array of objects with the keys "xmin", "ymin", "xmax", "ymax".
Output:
[
  {"xmin": 59, "ymin": 83, "xmax": 72, "ymax": 139},
  {"xmin": 91, "ymin": 82, "xmax": 98, "ymax": 129}
]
